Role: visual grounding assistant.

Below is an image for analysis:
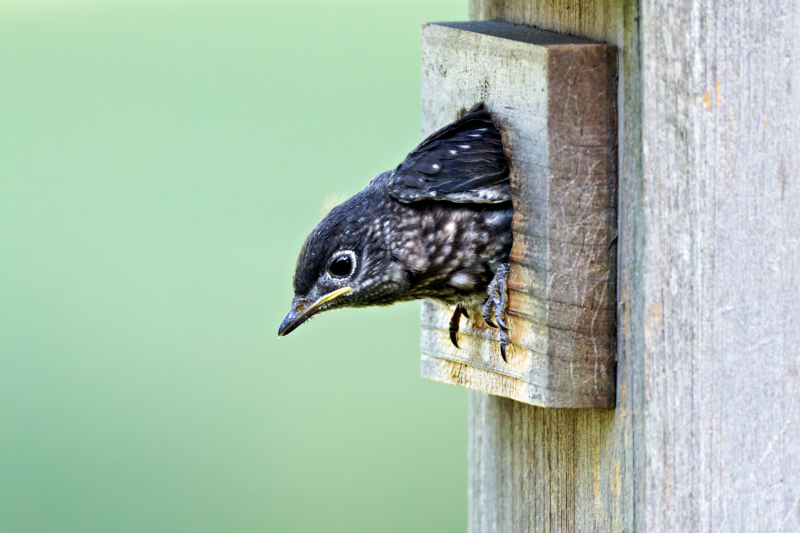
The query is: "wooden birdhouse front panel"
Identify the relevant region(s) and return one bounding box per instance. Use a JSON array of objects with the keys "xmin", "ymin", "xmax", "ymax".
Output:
[{"xmin": 419, "ymin": 22, "xmax": 618, "ymax": 408}]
